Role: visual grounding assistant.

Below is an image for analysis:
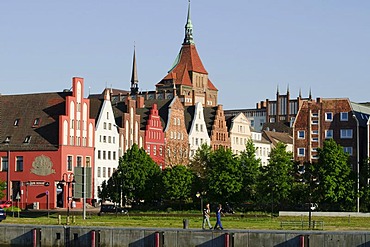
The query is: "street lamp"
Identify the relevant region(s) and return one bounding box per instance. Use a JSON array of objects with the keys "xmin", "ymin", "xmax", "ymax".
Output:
[
  {"xmin": 298, "ymin": 166, "xmax": 319, "ymax": 229},
  {"xmin": 24, "ymin": 181, "xmax": 30, "ymax": 210},
  {"xmin": 196, "ymin": 192, "xmax": 204, "ymax": 214},
  {"xmin": 60, "ymin": 173, "xmax": 76, "ymax": 224}
]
